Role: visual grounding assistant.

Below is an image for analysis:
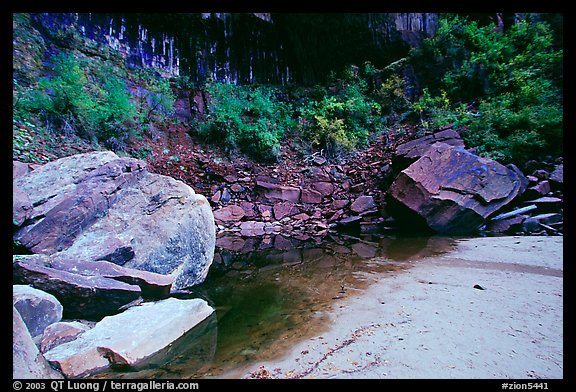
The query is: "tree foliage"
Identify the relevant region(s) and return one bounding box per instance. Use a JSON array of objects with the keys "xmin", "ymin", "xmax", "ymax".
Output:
[
  {"xmin": 408, "ymin": 14, "xmax": 563, "ymax": 164},
  {"xmin": 13, "ymin": 52, "xmax": 176, "ymax": 153},
  {"xmin": 298, "ymin": 65, "xmax": 385, "ymax": 158},
  {"xmin": 197, "ymin": 82, "xmax": 294, "ymax": 162}
]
